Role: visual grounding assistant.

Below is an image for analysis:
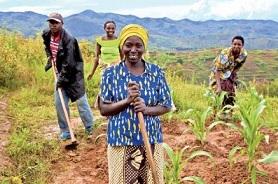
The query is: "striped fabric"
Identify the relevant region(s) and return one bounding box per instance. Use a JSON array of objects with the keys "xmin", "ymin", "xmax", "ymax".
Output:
[{"xmin": 50, "ymin": 34, "xmax": 61, "ymax": 61}]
